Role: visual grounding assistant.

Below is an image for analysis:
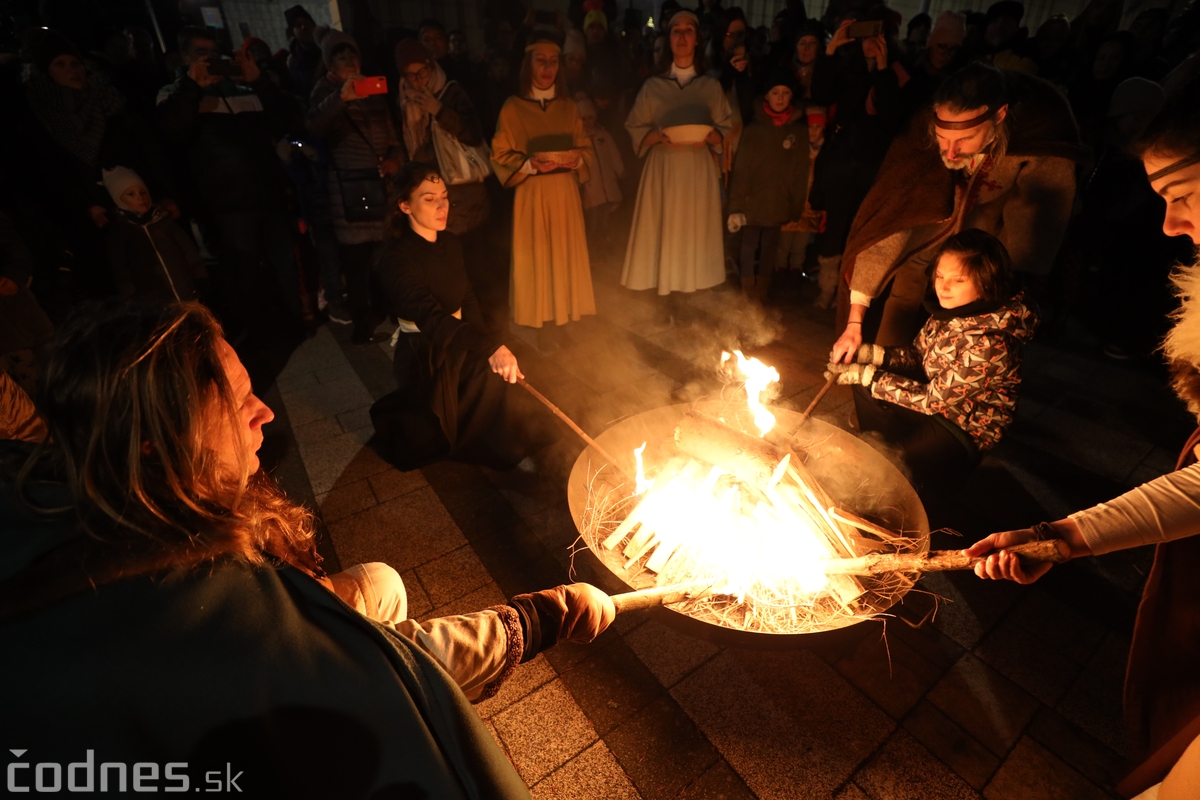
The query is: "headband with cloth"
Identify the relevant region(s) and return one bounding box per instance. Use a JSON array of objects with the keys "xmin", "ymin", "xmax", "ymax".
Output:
[{"xmin": 934, "ymin": 104, "xmax": 1001, "ymax": 130}]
